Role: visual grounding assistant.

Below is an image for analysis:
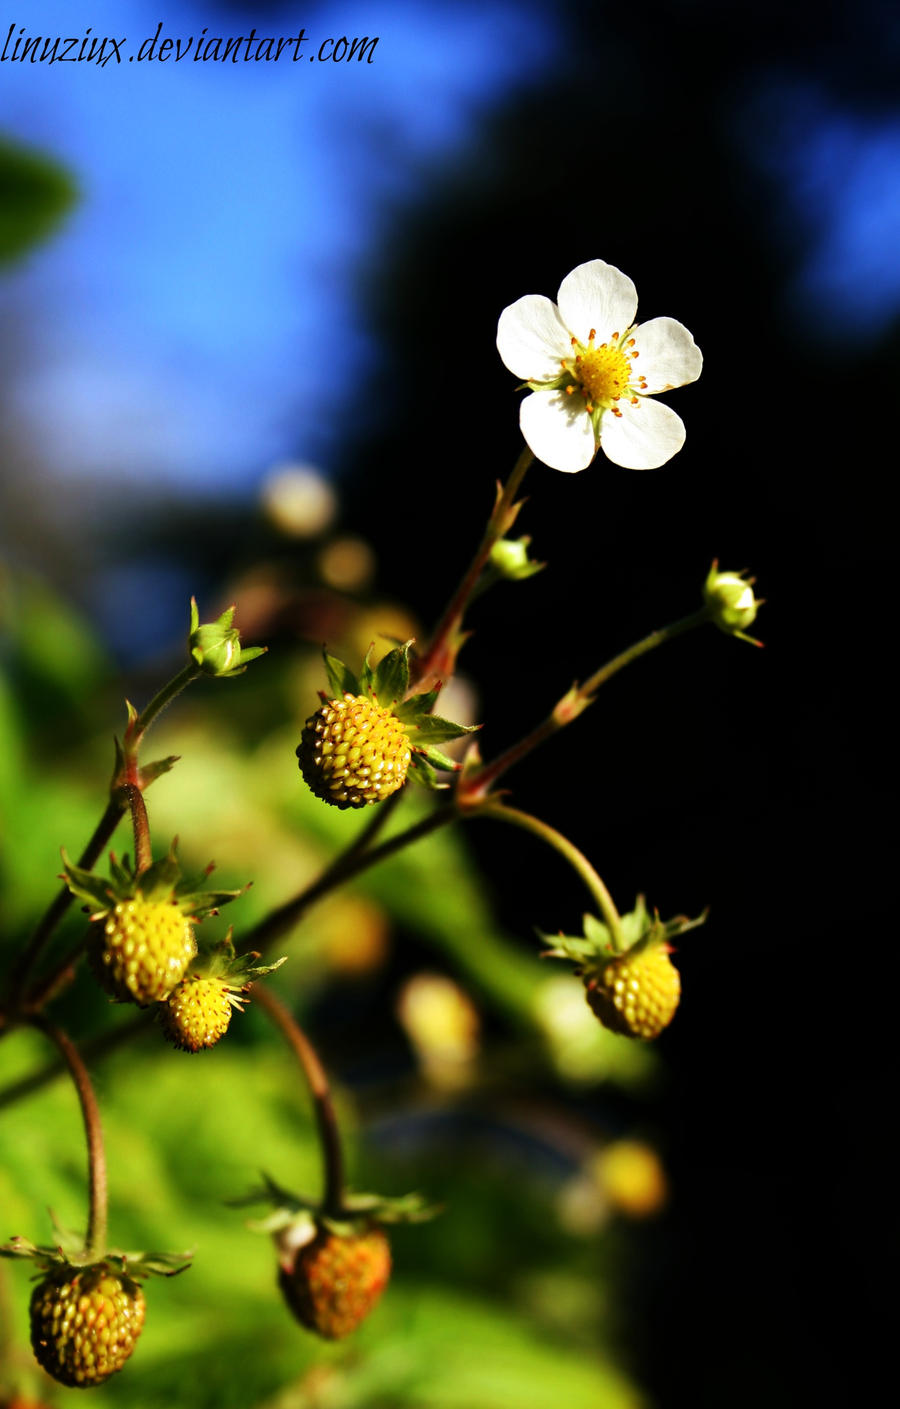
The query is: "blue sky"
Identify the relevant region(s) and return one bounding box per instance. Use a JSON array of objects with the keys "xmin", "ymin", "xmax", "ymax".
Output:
[{"xmin": 1, "ymin": 0, "xmax": 560, "ymax": 493}]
